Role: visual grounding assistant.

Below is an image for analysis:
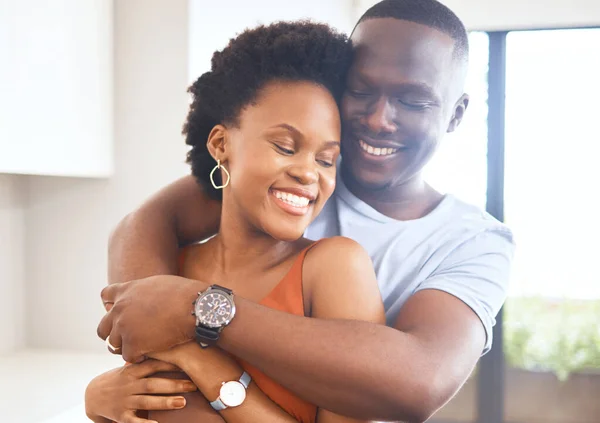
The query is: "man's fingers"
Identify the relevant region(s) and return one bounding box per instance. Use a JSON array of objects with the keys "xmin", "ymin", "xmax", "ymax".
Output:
[
  {"xmin": 100, "ymin": 283, "xmax": 122, "ymax": 304},
  {"xmin": 128, "ymin": 395, "xmax": 187, "ymax": 411},
  {"xmin": 121, "ymin": 342, "xmax": 145, "ymax": 364},
  {"xmin": 96, "ymin": 308, "xmax": 115, "ymax": 341},
  {"xmin": 134, "ymin": 377, "xmax": 197, "ymax": 395},
  {"xmin": 128, "ymin": 359, "xmax": 182, "ymax": 378}
]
